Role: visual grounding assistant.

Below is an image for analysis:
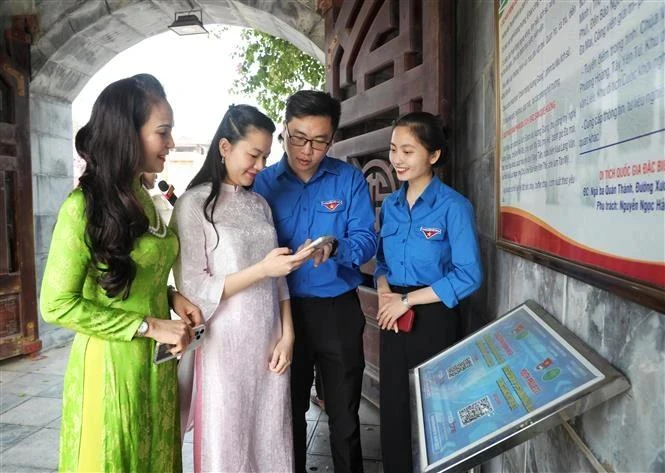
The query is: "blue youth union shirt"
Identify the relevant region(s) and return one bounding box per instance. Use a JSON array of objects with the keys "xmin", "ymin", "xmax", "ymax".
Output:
[
  {"xmin": 375, "ymin": 177, "xmax": 483, "ymax": 308},
  {"xmin": 253, "ymin": 155, "xmax": 378, "ymax": 298}
]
